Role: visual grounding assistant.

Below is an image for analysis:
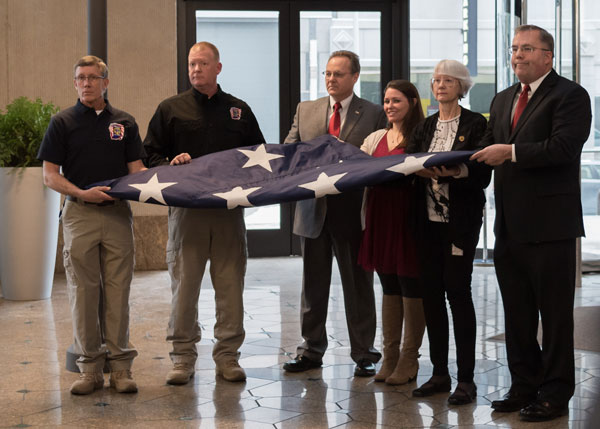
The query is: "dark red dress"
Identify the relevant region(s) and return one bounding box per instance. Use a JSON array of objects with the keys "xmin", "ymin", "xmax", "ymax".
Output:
[{"xmin": 358, "ymin": 133, "xmax": 419, "ymax": 277}]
